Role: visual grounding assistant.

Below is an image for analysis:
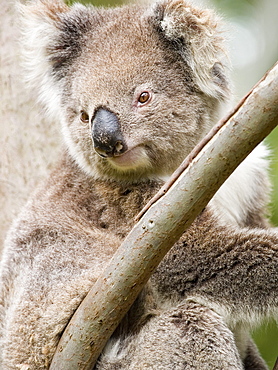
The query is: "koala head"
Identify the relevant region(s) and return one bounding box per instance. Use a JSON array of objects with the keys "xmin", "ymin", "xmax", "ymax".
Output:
[{"xmin": 21, "ymin": 0, "xmax": 230, "ymax": 183}]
